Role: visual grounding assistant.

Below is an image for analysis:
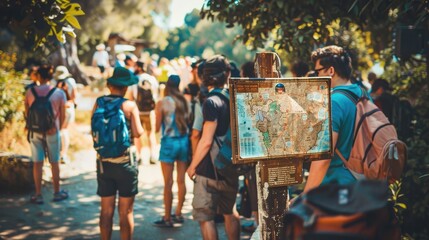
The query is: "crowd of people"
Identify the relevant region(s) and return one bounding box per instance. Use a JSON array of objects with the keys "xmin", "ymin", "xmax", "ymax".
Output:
[{"xmin": 23, "ymin": 44, "xmax": 403, "ymax": 240}]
